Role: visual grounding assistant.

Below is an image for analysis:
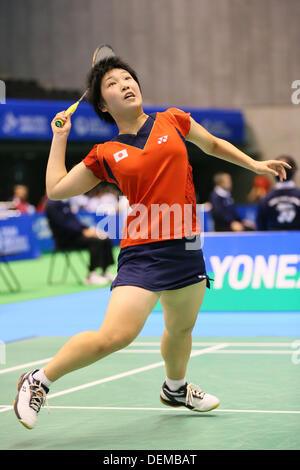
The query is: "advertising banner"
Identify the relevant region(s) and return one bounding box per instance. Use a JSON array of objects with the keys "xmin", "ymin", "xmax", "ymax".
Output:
[
  {"xmin": 0, "ymin": 99, "xmax": 116, "ymax": 142},
  {"xmin": 1, "ymin": 213, "xmax": 298, "ymax": 312},
  {"xmin": 0, "ymin": 216, "xmax": 40, "ymax": 261},
  {"xmin": 0, "ymin": 99, "xmax": 245, "ymax": 143},
  {"xmin": 201, "ymin": 231, "xmax": 300, "ymax": 312}
]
